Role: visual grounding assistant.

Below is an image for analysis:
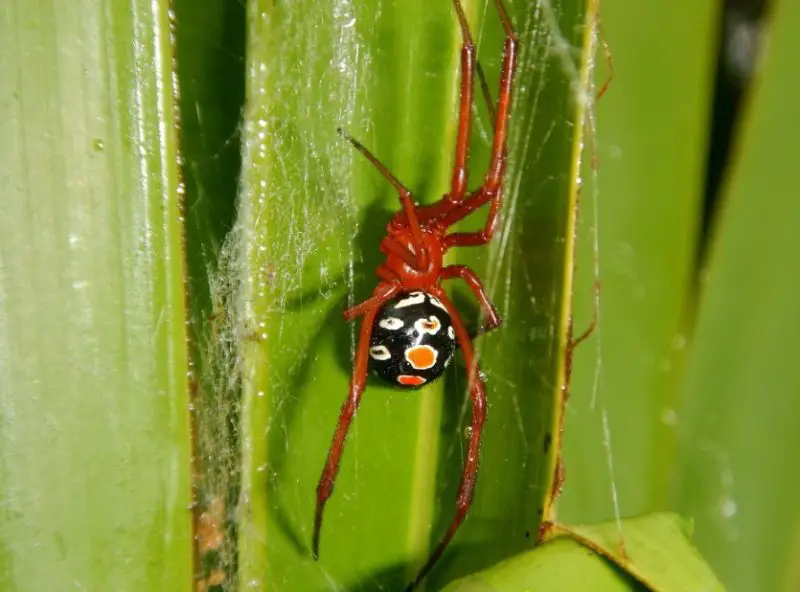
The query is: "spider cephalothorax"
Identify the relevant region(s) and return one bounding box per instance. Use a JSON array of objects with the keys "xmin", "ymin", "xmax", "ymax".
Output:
[{"xmin": 312, "ymin": 0, "xmax": 517, "ymax": 589}]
